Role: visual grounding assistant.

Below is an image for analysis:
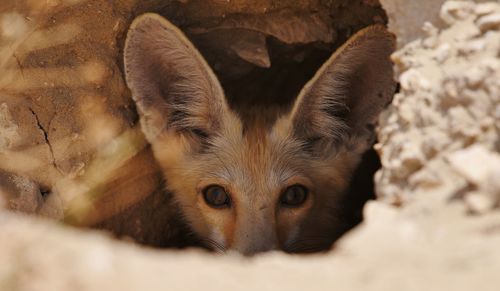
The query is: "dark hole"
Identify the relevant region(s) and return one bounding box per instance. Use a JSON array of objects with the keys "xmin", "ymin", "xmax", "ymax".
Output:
[
  {"xmin": 341, "ymin": 148, "xmax": 379, "ymax": 227},
  {"xmin": 39, "ymin": 187, "xmax": 51, "ymax": 199}
]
